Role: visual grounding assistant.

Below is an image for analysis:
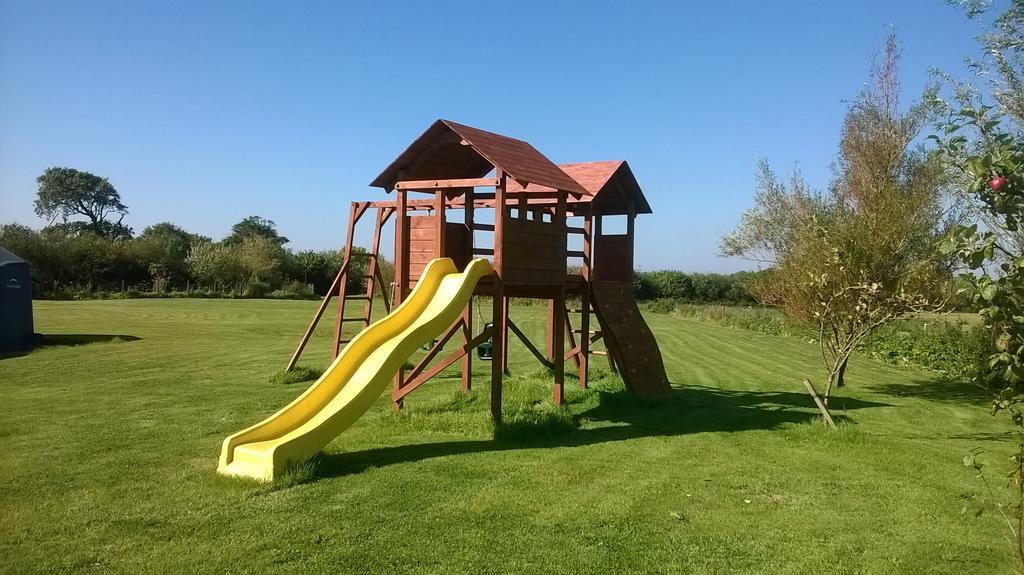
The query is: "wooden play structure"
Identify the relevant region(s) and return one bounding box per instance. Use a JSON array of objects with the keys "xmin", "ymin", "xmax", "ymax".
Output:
[{"xmin": 287, "ymin": 119, "xmax": 670, "ymax": 422}]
